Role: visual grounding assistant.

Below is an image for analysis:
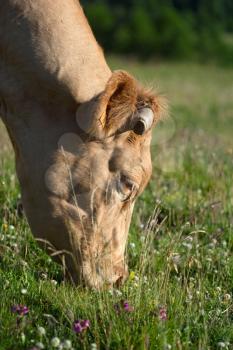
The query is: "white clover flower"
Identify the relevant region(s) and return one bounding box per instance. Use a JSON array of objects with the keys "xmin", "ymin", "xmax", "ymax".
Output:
[
  {"xmin": 21, "ymin": 332, "xmax": 26, "ymax": 343},
  {"xmin": 38, "ymin": 326, "xmax": 46, "ymax": 336},
  {"xmin": 11, "ymin": 242, "xmax": 18, "ymax": 249},
  {"xmin": 63, "ymin": 340, "xmax": 72, "ymax": 349},
  {"xmin": 164, "ymin": 345, "xmax": 172, "ymax": 350},
  {"xmin": 217, "ymin": 342, "xmax": 226, "ymax": 348},
  {"xmin": 134, "ymin": 275, "xmax": 139, "ymax": 282},
  {"xmin": 91, "ymin": 343, "xmax": 97, "ymax": 350},
  {"xmin": 187, "ymin": 293, "xmax": 193, "ymax": 301},
  {"xmin": 36, "ymin": 342, "xmax": 45, "ymax": 349},
  {"xmin": 115, "ymin": 289, "xmax": 122, "ymax": 296},
  {"xmin": 206, "ymin": 257, "xmax": 212, "ymax": 262},
  {"xmin": 51, "ymin": 279, "xmax": 58, "ymax": 286},
  {"xmin": 224, "ymin": 293, "xmax": 231, "ymax": 301},
  {"xmin": 129, "ymin": 242, "xmax": 136, "ymax": 249},
  {"xmin": 21, "ymin": 288, "xmax": 27, "ymax": 295},
  {"xmin": 40, "ymin": 272, "xmax": 48, "ymax": 280},
  {"xmin": 182, "ymin": 242, "xmax": 192, "ymax": 250},
  {"xmin": 51, "ymin": 337, "xmax": 61, "ymax": 347}
]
